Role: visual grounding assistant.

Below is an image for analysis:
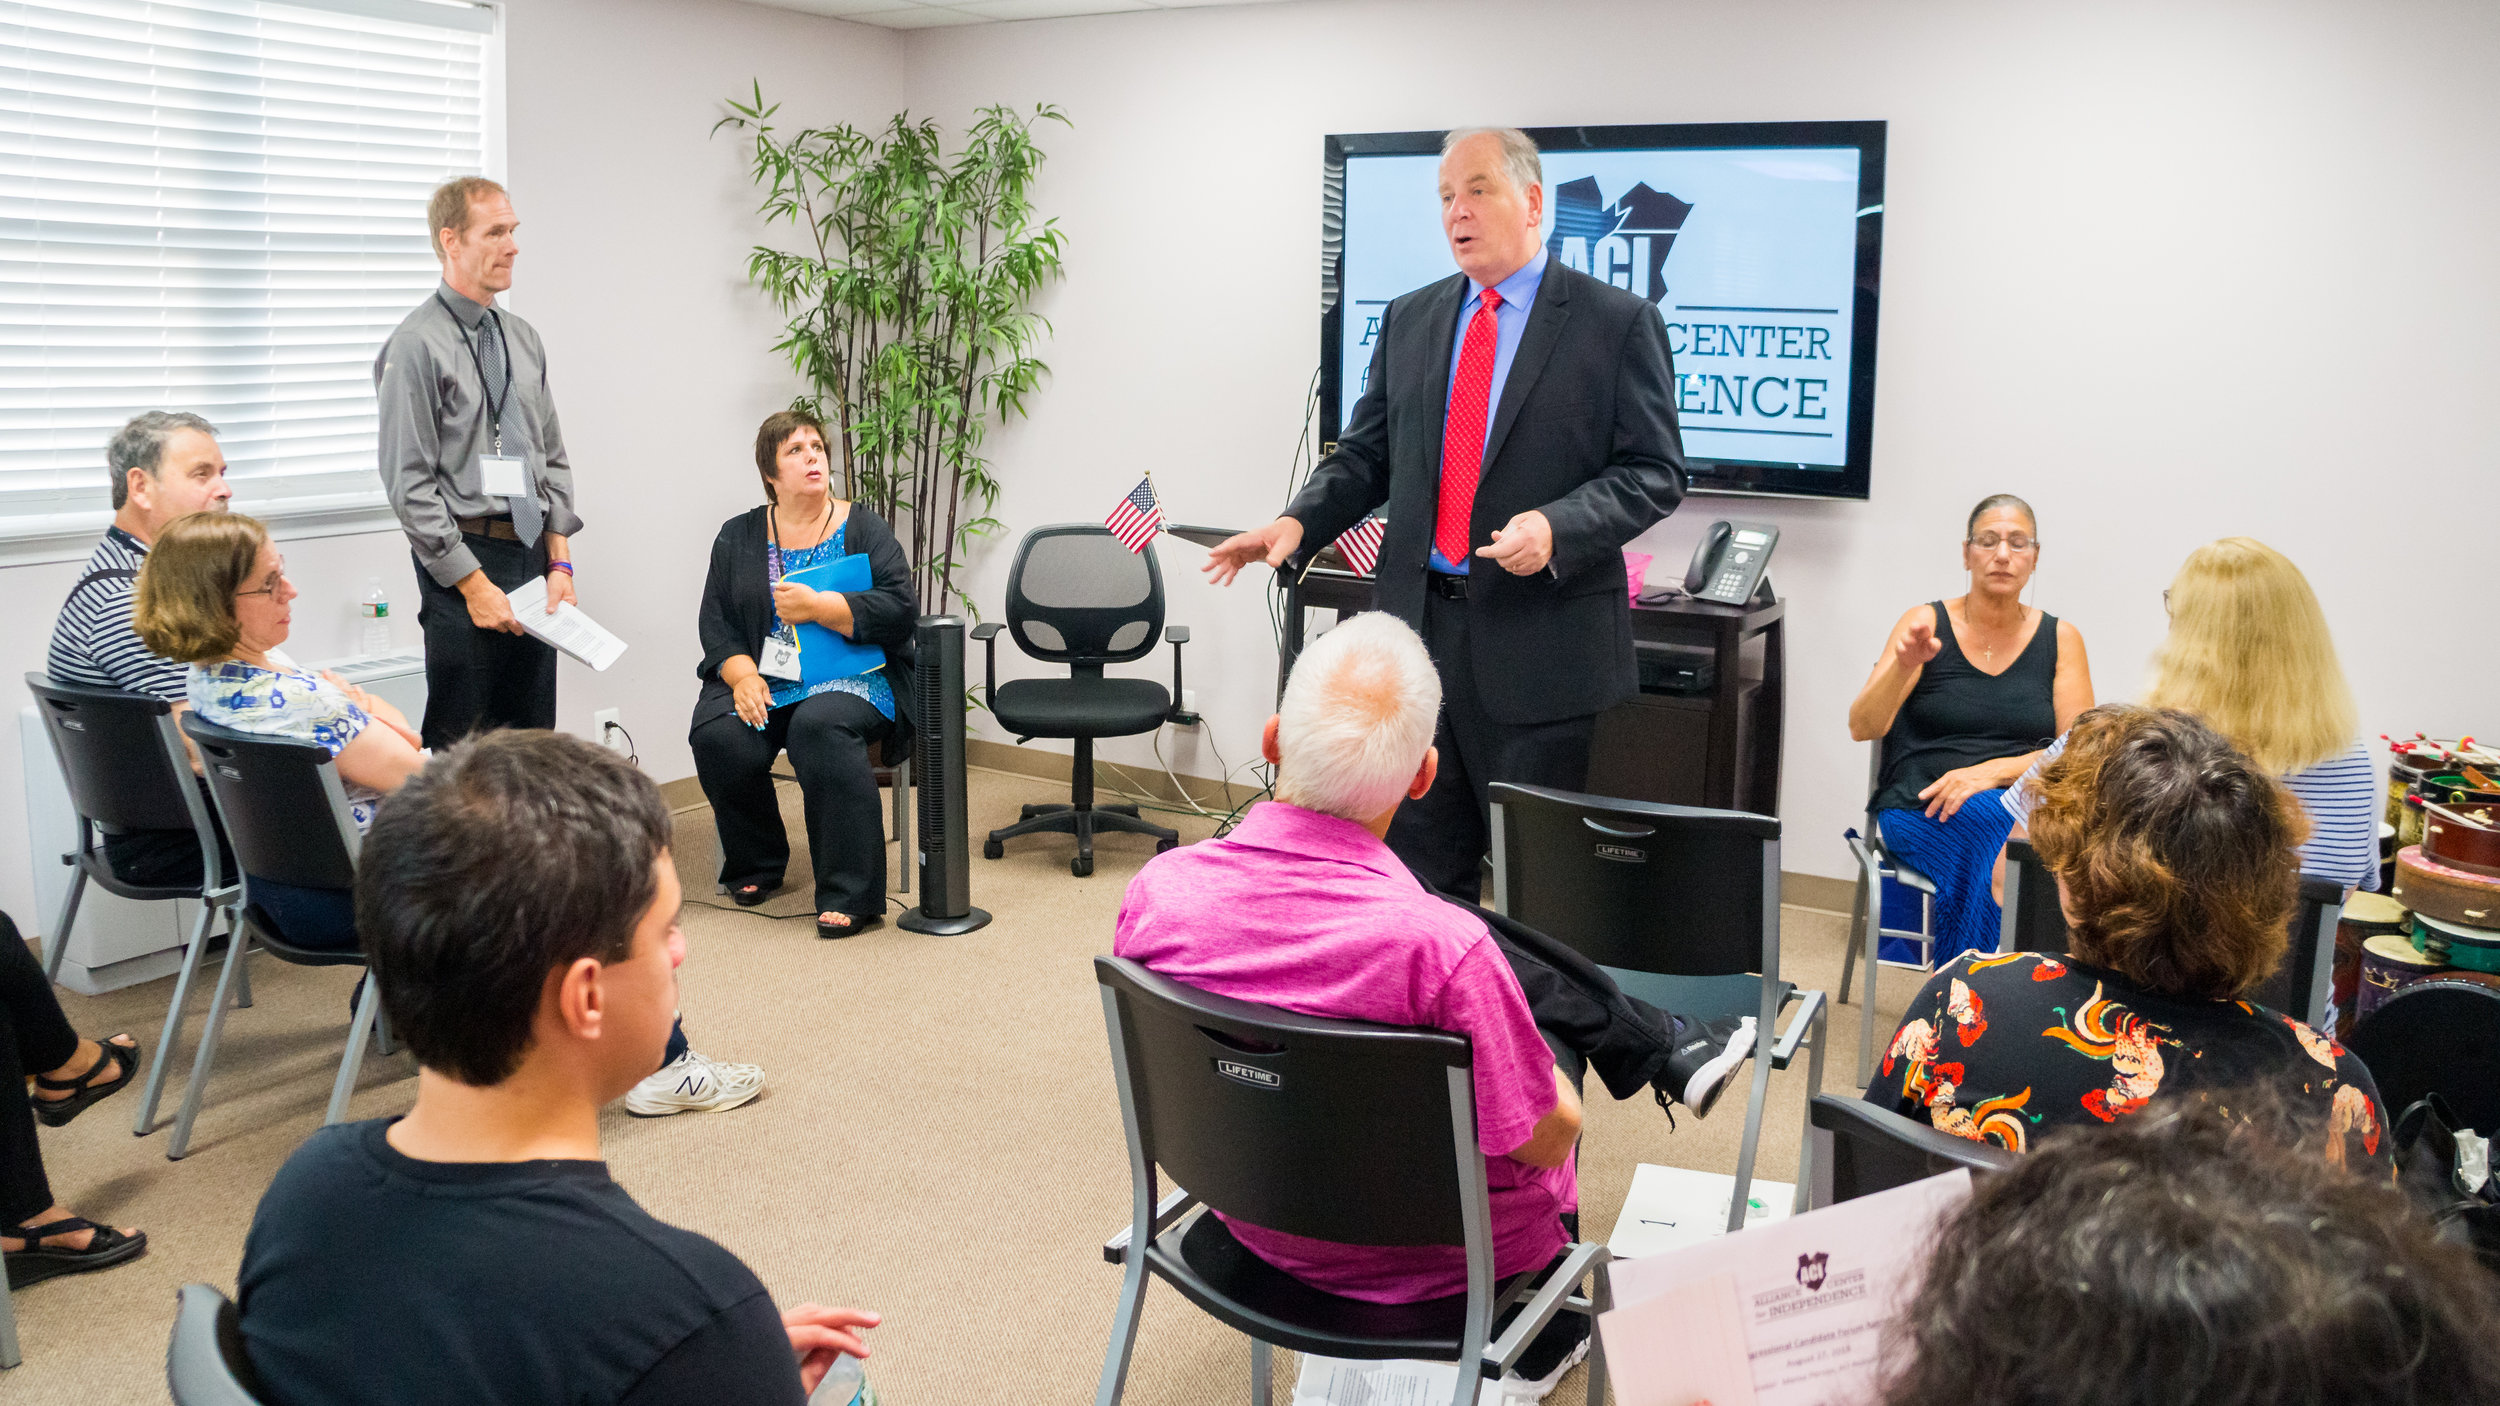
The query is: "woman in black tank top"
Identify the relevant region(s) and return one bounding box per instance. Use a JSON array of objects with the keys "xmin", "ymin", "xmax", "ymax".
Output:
[{"xmin": 1847, "ymin": 495, "xmax": 2095, "ymax": 965}]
